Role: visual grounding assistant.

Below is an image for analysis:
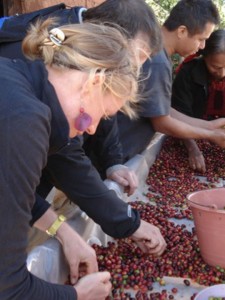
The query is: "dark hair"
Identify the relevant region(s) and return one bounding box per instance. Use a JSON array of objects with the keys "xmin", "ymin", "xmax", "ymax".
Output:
[
  {"xmin": 83, "ymin": 0, "xmax": 162, "ymax": 55},
  {"xmin": 164, "ymin": 0, "xmax": 220, "ymax": 36},
  {"xmin": 201, "ymin": 29, "xmax": 225, "ymax": 56}
]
